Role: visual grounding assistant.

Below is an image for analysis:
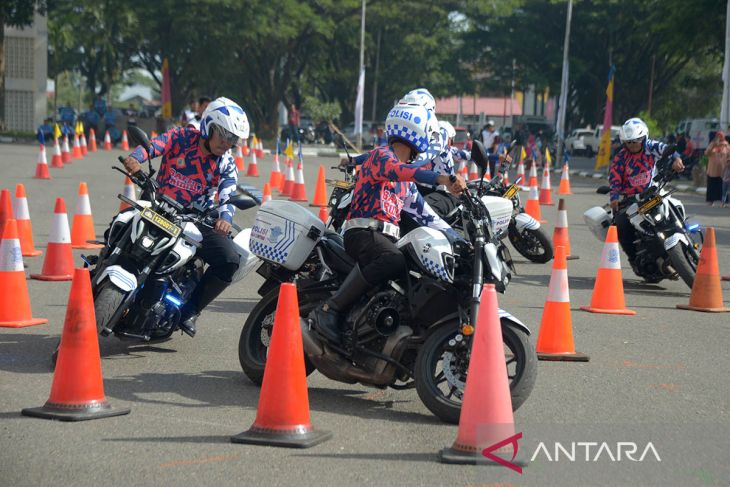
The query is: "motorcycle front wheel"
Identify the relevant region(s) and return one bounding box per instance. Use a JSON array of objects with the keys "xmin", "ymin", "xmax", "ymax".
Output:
[
  {"xmin": 508, "ymin": 221, "xmax": 553, "ymax": 263},
  {"xmin": 668, "ymin": 241, "xmax": 698, "ymax": 289},
  {"xmin": 414, "ymin": 320, "xmax": 537, "ymax": 424}
]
